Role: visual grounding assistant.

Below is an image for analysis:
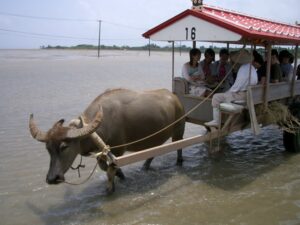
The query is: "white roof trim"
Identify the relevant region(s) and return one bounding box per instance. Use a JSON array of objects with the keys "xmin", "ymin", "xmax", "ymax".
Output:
[{"xmin": 149, "ymin": 15, "xmax": 242, "ymax": 42}]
